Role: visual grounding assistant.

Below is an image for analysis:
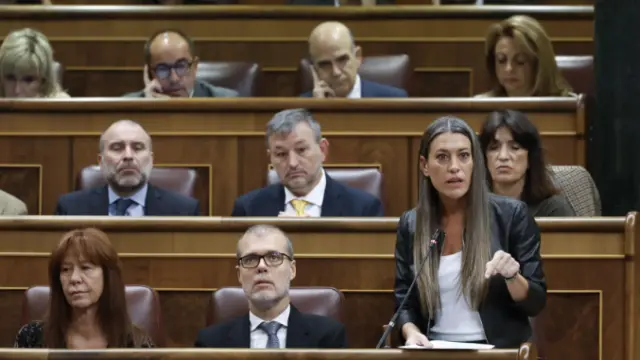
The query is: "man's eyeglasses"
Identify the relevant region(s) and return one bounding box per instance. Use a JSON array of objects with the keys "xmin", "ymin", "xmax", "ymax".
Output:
[
  {"xmin": 237, "ymin": 252, "xmax": 292, "ymax": 269},
  {"xmin": 152, "ymin": 59, "xmax": 194, "ymax": 80}
]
